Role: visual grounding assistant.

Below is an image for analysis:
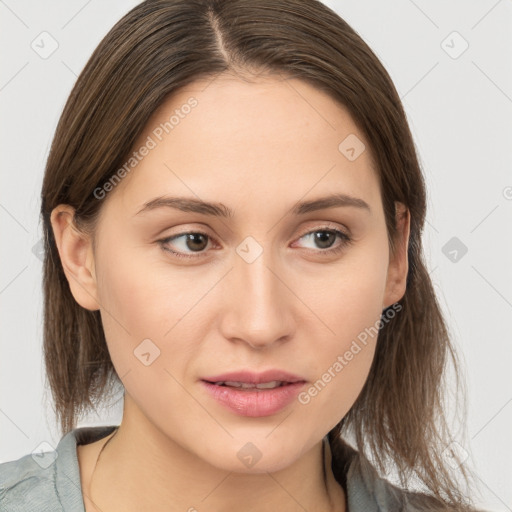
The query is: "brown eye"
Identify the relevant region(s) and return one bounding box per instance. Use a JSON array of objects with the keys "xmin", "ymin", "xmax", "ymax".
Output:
[
  {"xmin": 294, "ymin": 228, "xmax": 352, "ymax": 254},
  {"xmin": 159, "ymin": 231, "xmax": 212, "ymax": 259},
  {"xmin": 158, "ymin": 226, "xmax": 353, "ymax": 261},
  {"xmin": 310, "ymin": 231, "xmax": 337, "ymax": 249}
]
